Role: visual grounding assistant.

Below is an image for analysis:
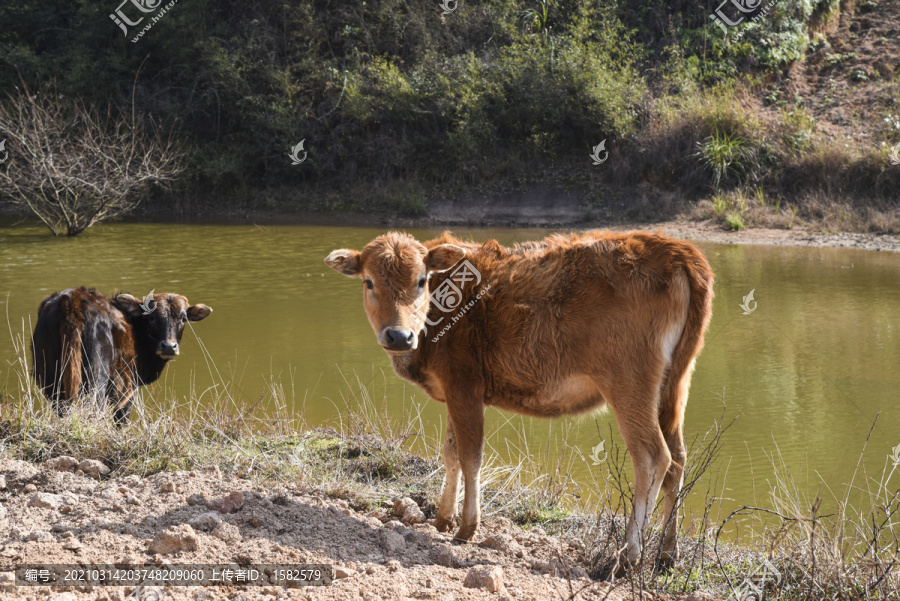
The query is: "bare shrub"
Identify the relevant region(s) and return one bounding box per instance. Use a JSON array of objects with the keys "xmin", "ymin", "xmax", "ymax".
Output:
[{"xmin": 0, "ymin": 85, "xmax": 184, "ymax": 236}]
